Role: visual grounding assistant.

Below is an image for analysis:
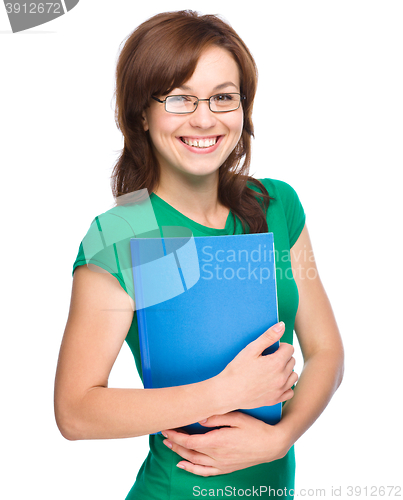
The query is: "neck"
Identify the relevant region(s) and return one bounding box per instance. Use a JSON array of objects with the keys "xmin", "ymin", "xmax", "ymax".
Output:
[{"xmin": 153, "ymin": 171, "xmax": 229, "ymax": 229}]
